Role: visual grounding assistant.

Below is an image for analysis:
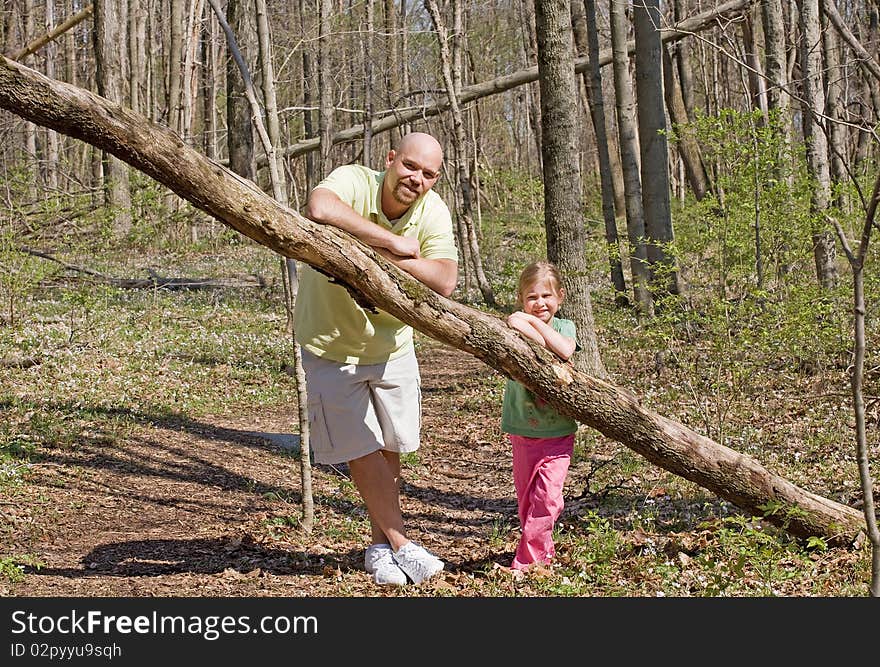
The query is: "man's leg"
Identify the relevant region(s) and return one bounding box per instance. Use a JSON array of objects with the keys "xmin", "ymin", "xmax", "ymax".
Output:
[{"xmin": 349, "ymin": 449, "xmax": 409, "ymax": 551}]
